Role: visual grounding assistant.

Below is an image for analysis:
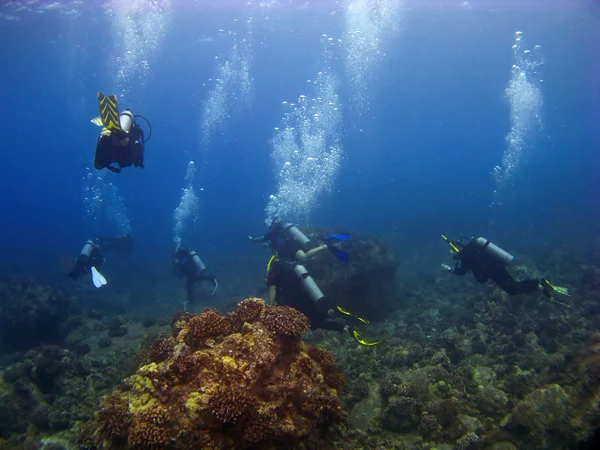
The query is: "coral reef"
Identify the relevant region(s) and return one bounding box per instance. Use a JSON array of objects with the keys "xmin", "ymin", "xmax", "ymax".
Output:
[{"xmin": 90, "ymin": 298, "xmax": 345, "ymax": 449}]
